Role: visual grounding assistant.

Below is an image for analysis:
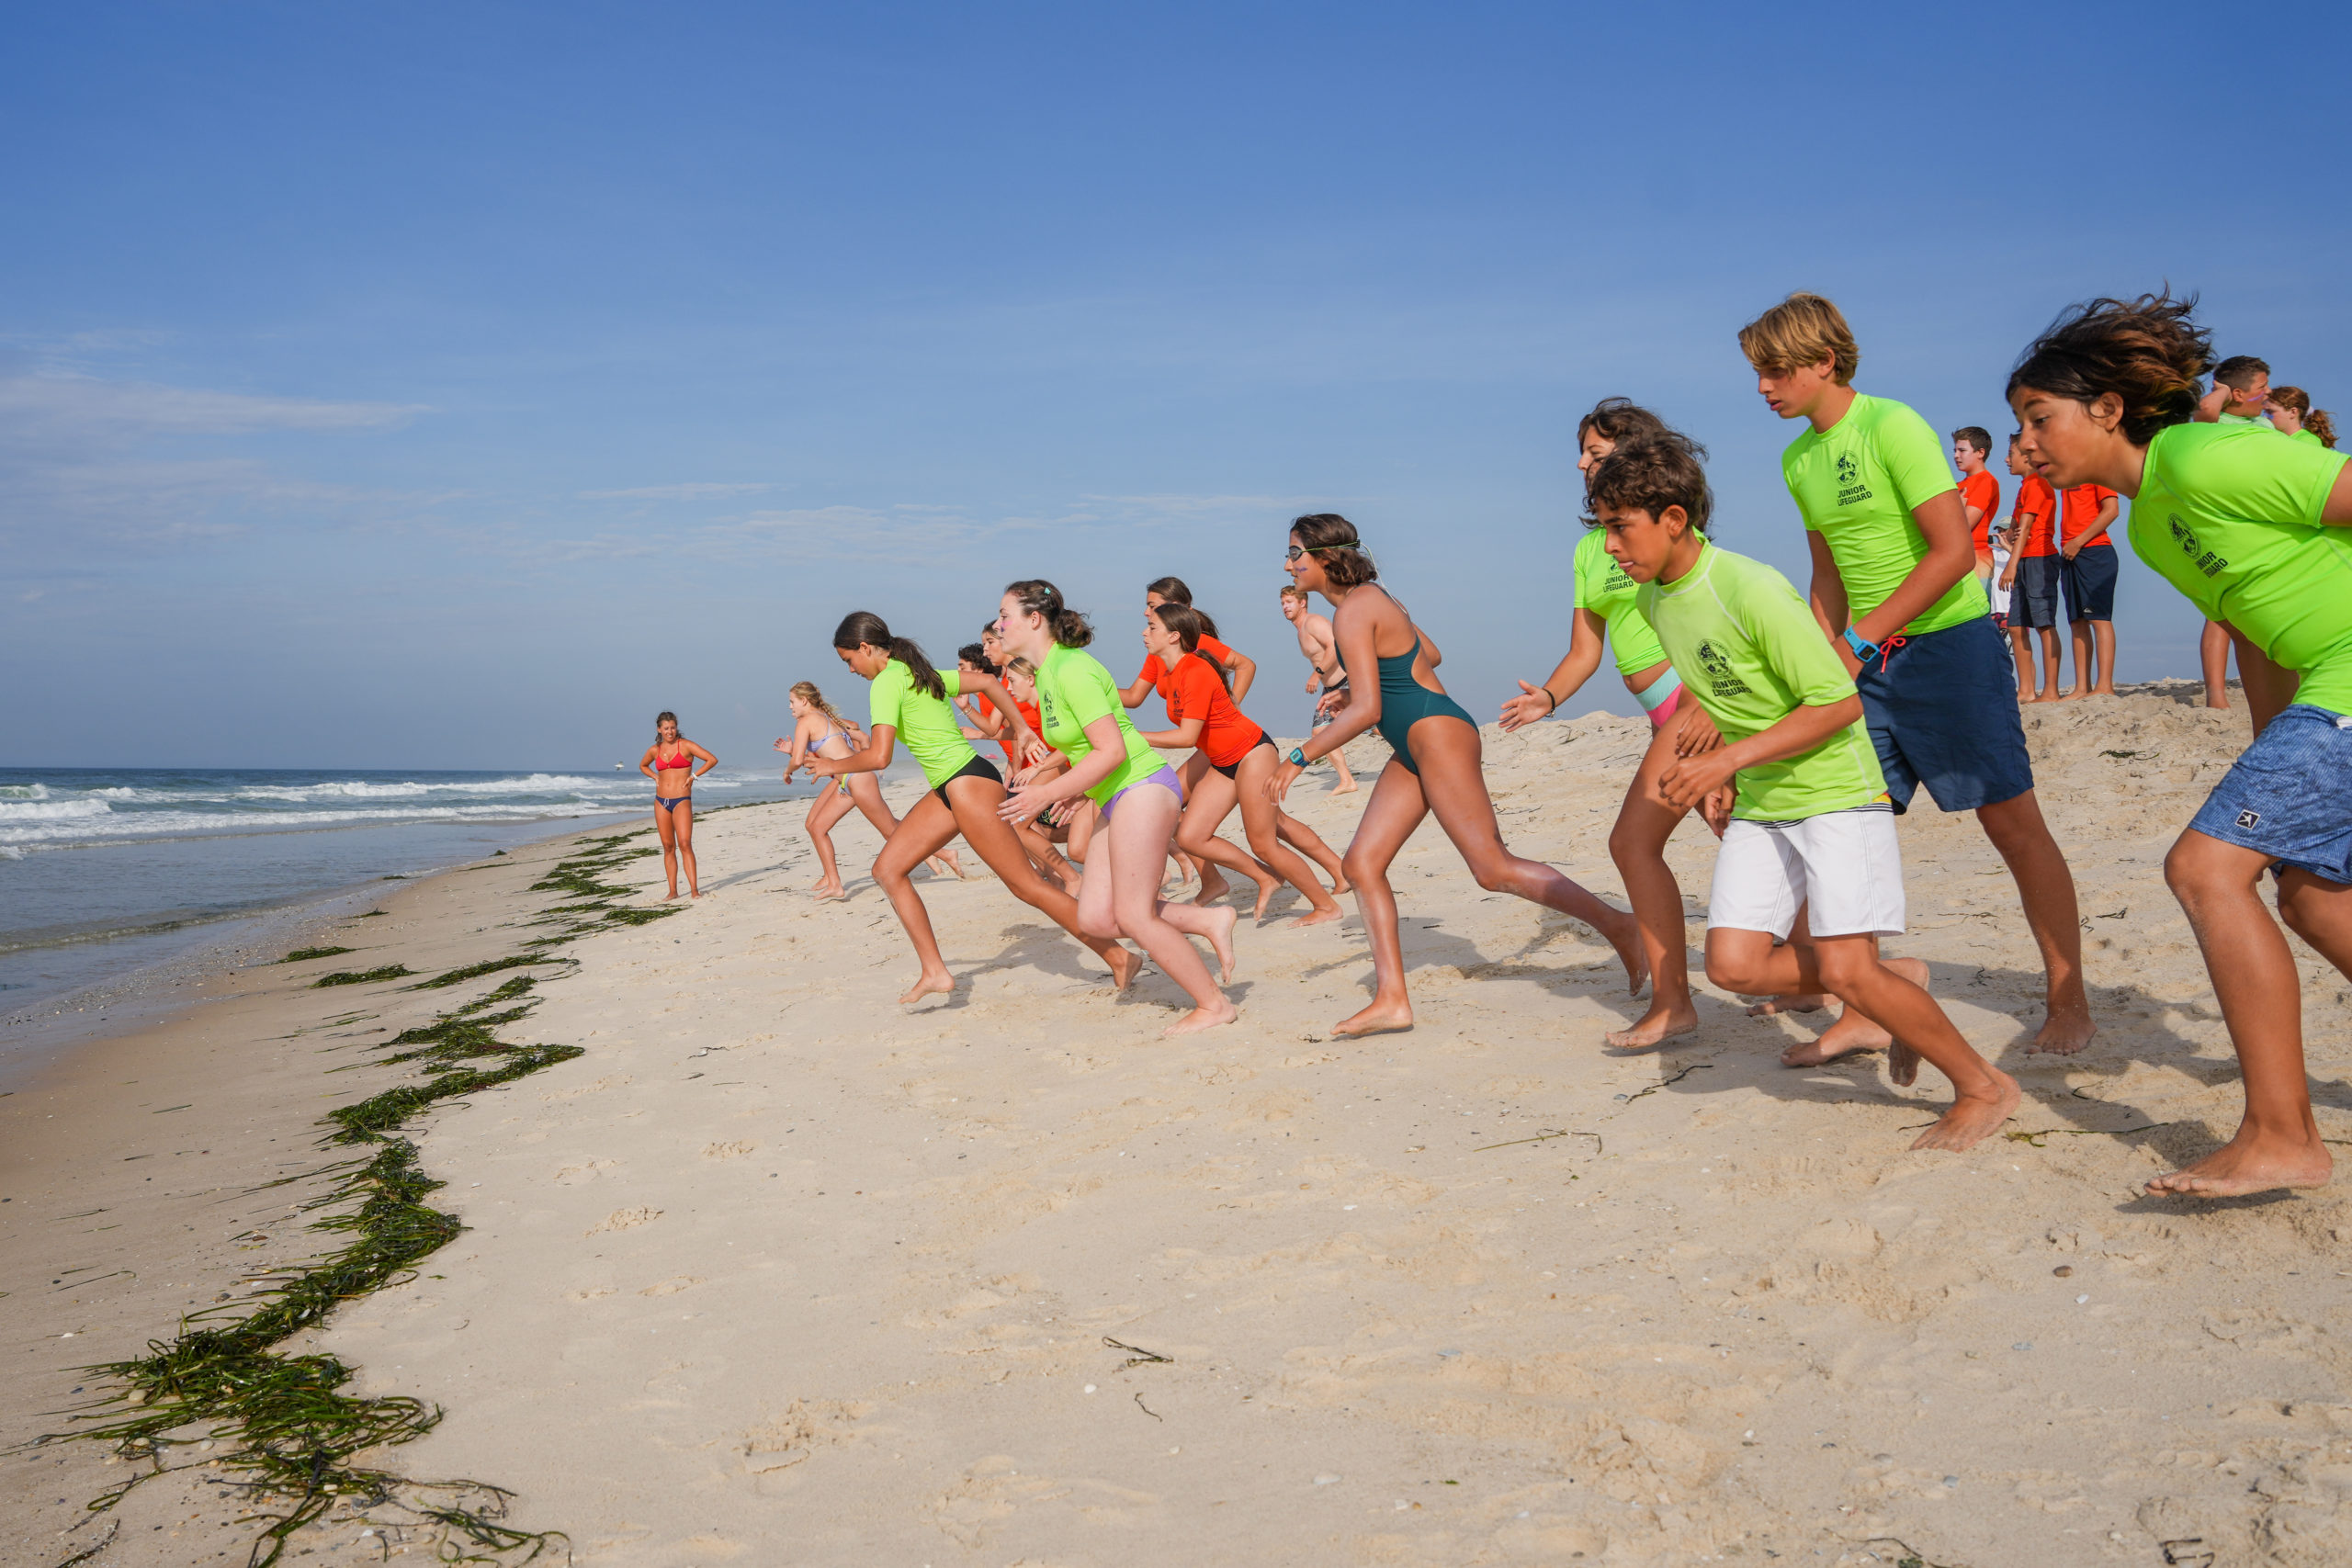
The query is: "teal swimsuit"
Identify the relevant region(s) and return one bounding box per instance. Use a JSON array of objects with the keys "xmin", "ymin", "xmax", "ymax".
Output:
[{"xmin": 1374, "ymin": 630, "xmax": 1476, "ymax": 774}]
